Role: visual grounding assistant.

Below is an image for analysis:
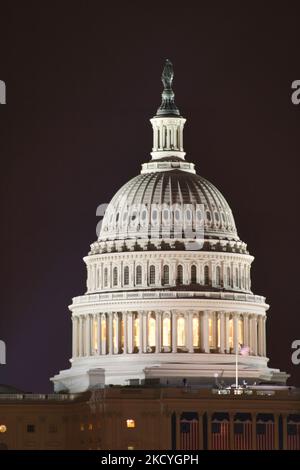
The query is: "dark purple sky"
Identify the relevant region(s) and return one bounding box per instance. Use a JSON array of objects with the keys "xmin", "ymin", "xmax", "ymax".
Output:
[{"xmin": 1, "ymin": 4, "xmax": 299, "ymax": 392}]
